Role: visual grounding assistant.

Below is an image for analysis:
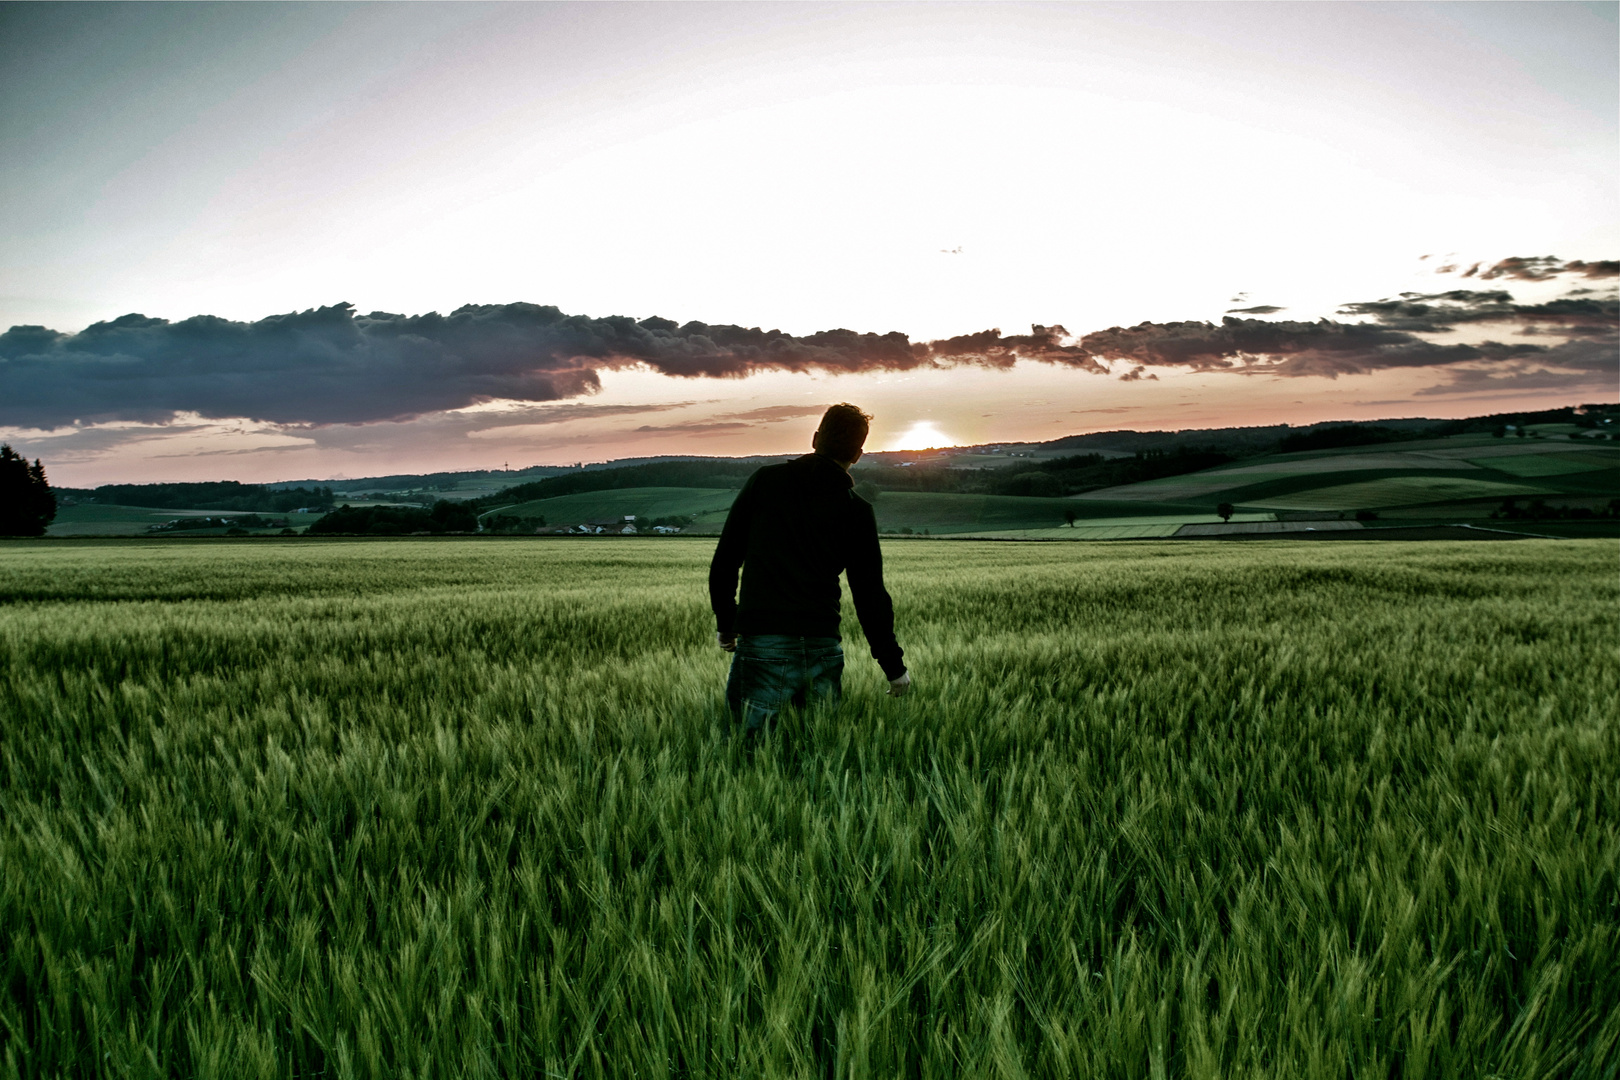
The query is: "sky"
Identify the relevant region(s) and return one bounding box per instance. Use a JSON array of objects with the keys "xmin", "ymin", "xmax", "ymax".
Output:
[{"xmin": 0, "ymin": 1, "xmax": 1615, "ymax": 486}]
